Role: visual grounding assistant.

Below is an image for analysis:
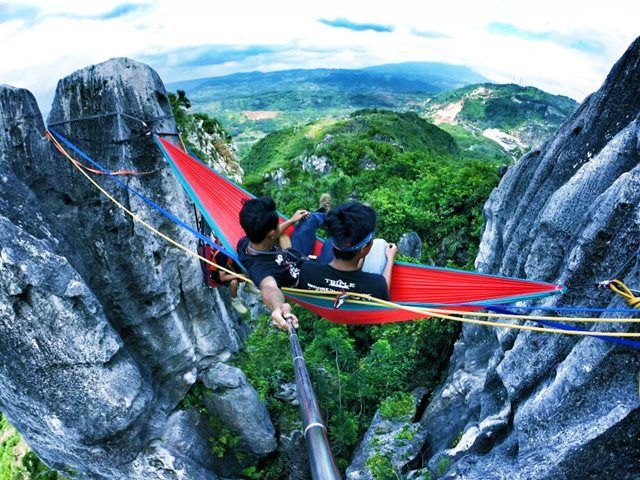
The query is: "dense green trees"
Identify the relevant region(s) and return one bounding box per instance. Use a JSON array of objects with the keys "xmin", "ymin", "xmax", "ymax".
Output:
[
  {"xmin": 244, "ymin": 109, "xmax": 501, "ymax": 268},
  {"xmin": 233, "ymin": 311, "xmax": 458, "ymax": 473}
]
